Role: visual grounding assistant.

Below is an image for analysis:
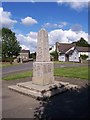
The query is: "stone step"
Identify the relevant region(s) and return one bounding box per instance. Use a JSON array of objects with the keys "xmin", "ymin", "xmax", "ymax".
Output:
[
  {"xmin": 8, "ymin": 85, "xmax": 42, "ymax": 98},
  {"xmin": 8, "ymin": 85, "xmax": 68, "ymax": 99},
  {"xmin": 17, "ymin": 82, "xmax": 43, "ymax": 92},
  {"xmin": 17, "ymin": 81, "xmax": 69, "ymax": 92},
  {"xmin": 8, "ymin": 84, "xmax": 68, "ymax": 99},
  {"xmin": 66, "ymin": 84, "xmax": 79, "ymax": 90},
  {"xmin": 8, "ymin": 82, "xmax": 79, "ymax": 99}
]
